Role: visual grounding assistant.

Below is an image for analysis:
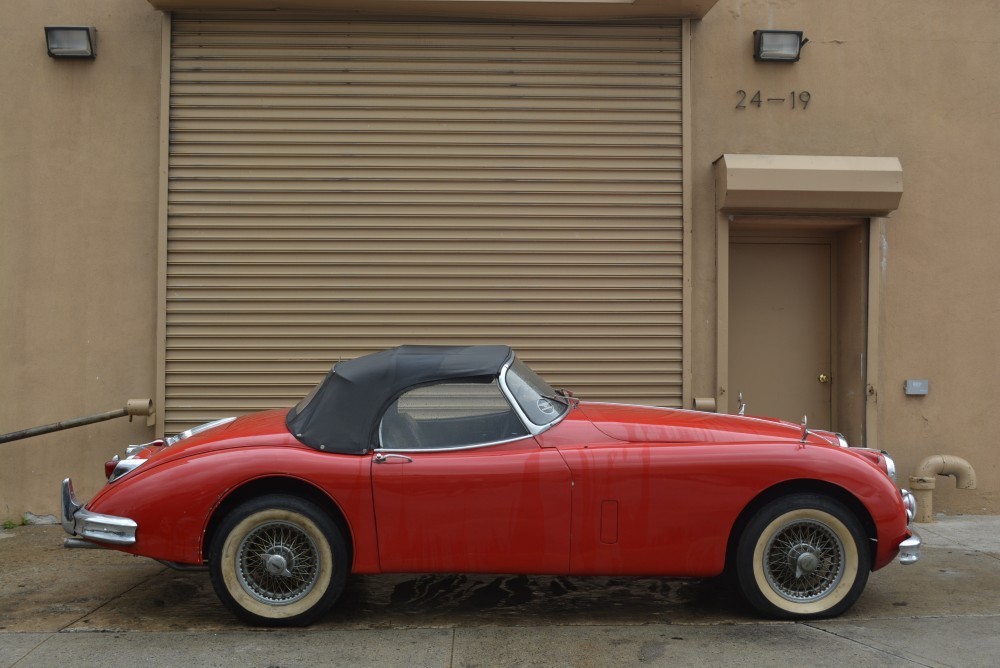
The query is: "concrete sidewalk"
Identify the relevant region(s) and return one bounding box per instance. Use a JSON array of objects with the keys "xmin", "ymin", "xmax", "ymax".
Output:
[{"xmin": 1, "ymin": 516, "xmax": 998, "ymax": 667}]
